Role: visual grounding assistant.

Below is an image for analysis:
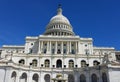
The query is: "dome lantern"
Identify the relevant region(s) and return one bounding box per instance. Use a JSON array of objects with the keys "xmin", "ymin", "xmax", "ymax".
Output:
[
  {"xmin": 57, "ymin": 4, "xmax": 62, "ymax": 15},
  {"xmin": 44, "ymin": 5, "xmax": 75, "ymax": 36}
]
